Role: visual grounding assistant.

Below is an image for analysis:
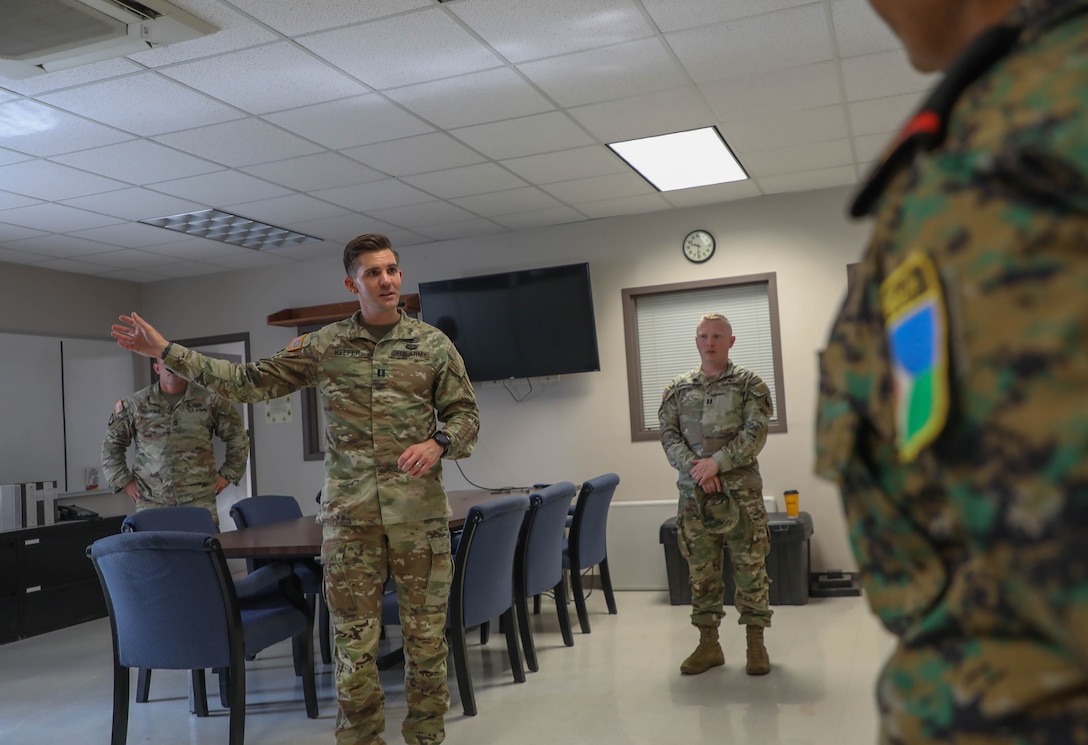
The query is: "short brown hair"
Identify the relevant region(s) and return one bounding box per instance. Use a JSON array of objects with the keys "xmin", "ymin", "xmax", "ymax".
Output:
[{"xmin": 343, "ymin": 233, "xmax": 399, "ymax": 275}]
